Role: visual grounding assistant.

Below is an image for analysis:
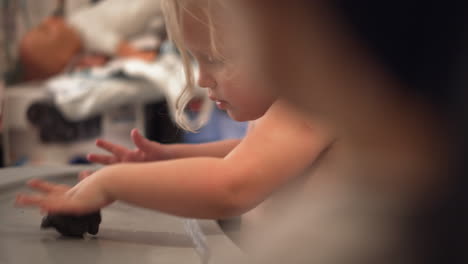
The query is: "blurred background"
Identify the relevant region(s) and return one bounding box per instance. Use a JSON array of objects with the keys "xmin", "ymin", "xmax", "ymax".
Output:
[
  {"xmin": 0, "ymin": 0, "xmax": 248, "ymax": 167},
  {"xmin": 1, "ymin": 1, "xmax": 467, "ymax": 263}
]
